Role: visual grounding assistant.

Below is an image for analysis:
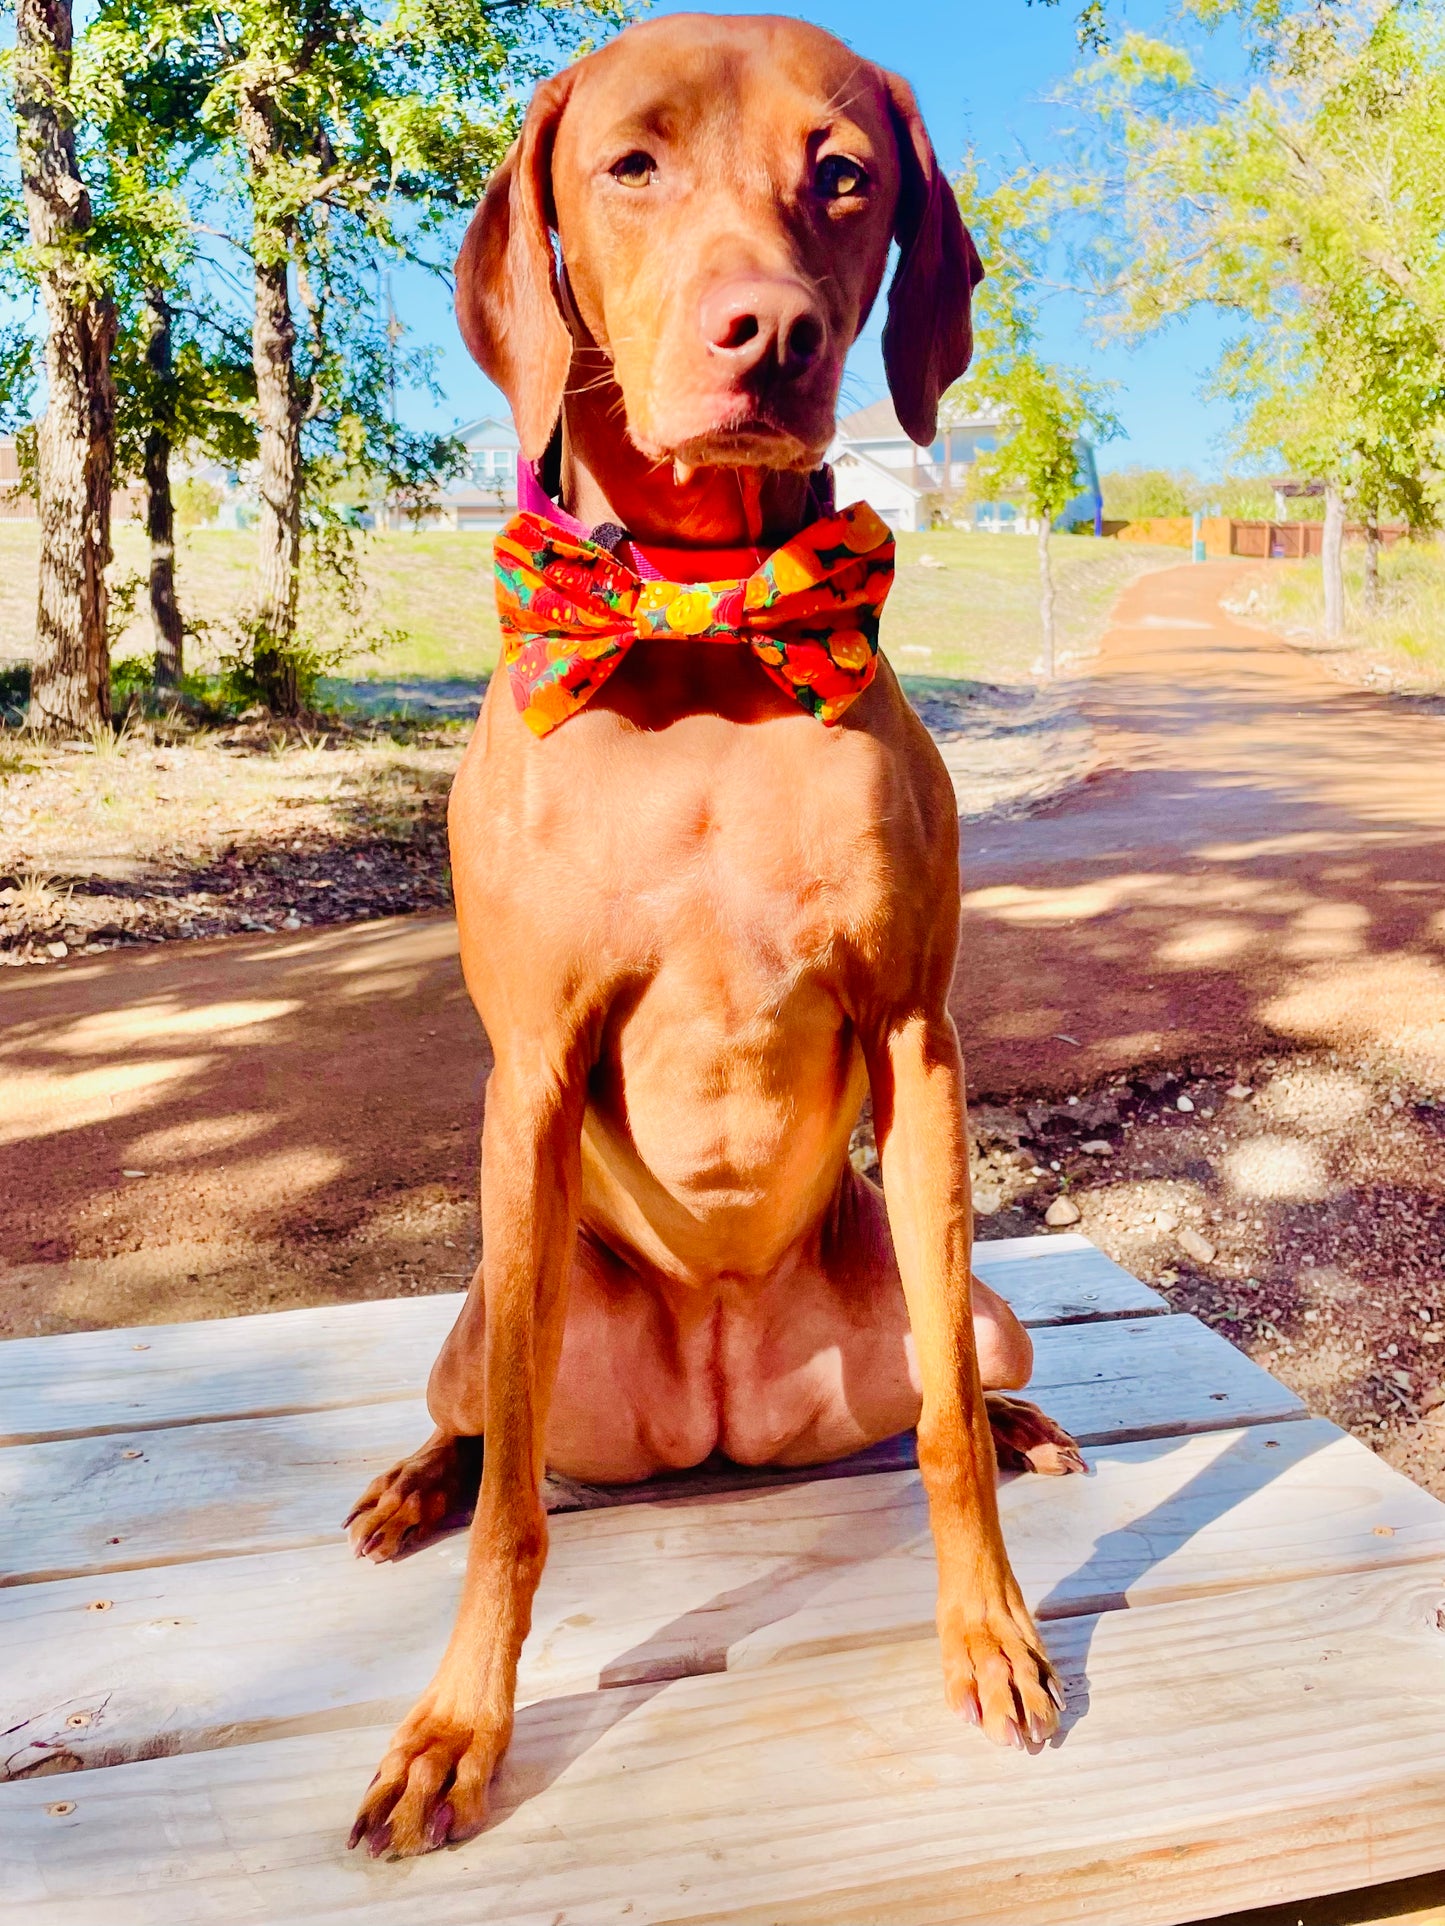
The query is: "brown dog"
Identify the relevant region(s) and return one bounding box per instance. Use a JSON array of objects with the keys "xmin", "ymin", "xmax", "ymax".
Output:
[{"xmin": 346, "ymin": 13, "xmax": 1081, "ymax": 1859}]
